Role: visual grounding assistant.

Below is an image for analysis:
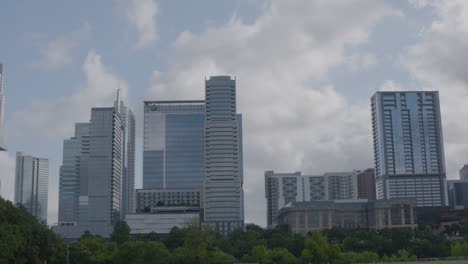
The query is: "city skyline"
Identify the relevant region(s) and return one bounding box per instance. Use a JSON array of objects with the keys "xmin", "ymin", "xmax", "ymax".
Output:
[{"xmin": 2, "ymin": 1, "xmax": 468, "ymax": 227}]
